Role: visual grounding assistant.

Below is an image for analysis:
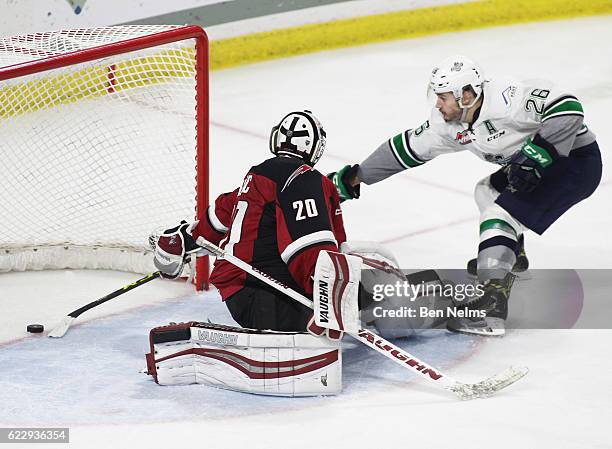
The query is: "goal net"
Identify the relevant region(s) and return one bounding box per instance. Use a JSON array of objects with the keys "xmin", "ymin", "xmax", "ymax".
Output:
[{"xmin": 0, "ymin": 25, "xmax": 209, "ymax": 289}]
